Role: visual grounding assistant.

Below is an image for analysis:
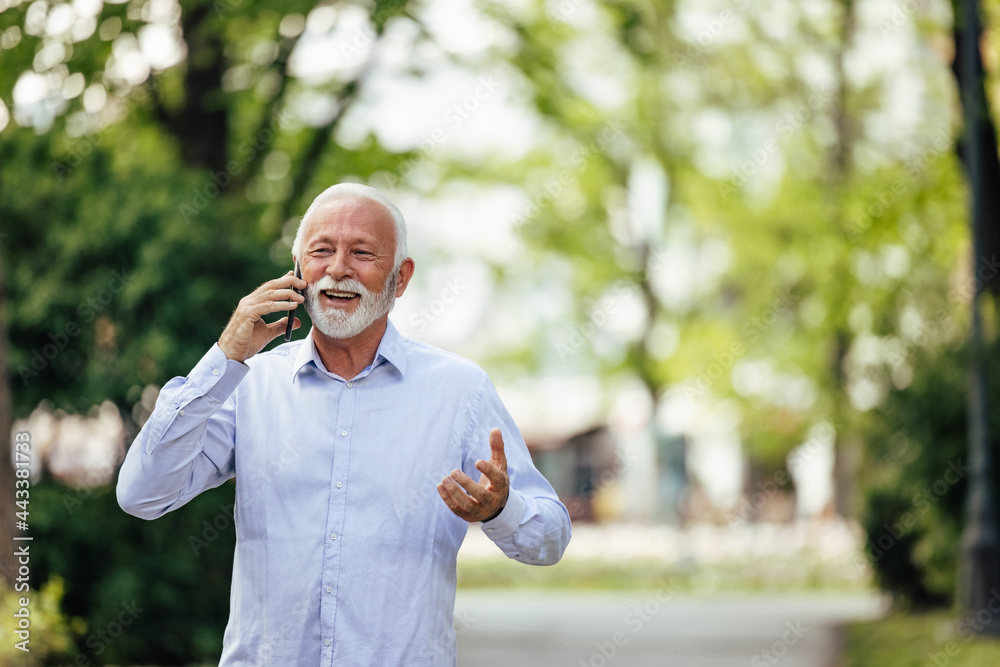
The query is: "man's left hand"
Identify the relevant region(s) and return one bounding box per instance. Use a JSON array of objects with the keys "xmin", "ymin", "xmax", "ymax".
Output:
[{"xmin": 437, "ymin": 427, "xmax": 510, "ymax": 523}]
